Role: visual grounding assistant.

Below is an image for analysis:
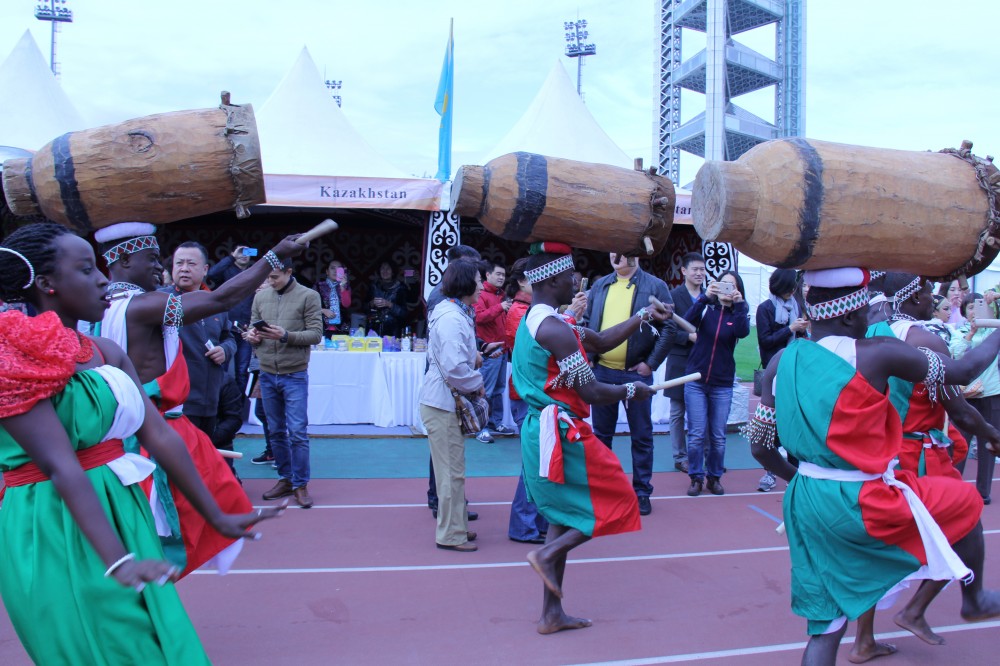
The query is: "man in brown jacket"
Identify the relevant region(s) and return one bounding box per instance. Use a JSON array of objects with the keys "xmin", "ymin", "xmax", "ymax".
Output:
[{"xmin": 245, "ymin": 257, "xmax": 323, "ymax": 508}]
